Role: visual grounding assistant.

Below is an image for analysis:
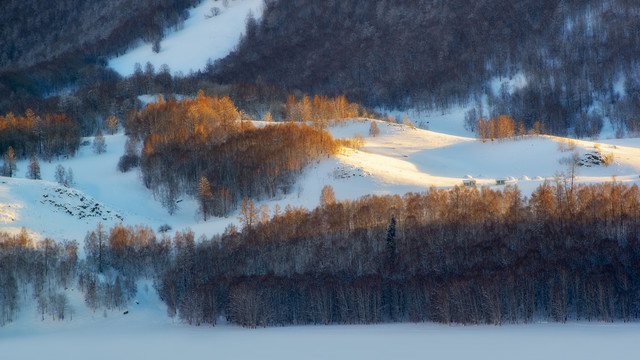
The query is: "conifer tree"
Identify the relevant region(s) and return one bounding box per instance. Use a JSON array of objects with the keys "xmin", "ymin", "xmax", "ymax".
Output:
[{"xmin": 386, "ymin": 215, "xmax": 396, "ymax": 269}]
